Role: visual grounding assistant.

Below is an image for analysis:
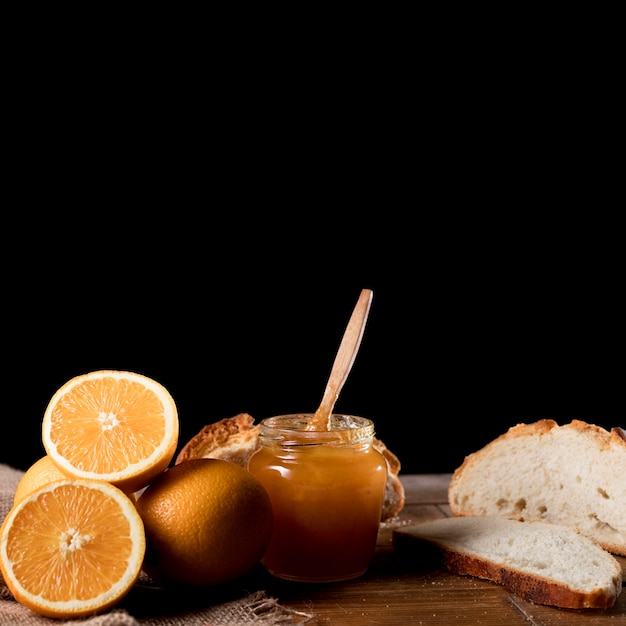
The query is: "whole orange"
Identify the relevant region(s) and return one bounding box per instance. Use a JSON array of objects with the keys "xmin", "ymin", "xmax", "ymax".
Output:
[{"xmin": 135, "ymin": 458, "xmax": 273, "ymax": 586}]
